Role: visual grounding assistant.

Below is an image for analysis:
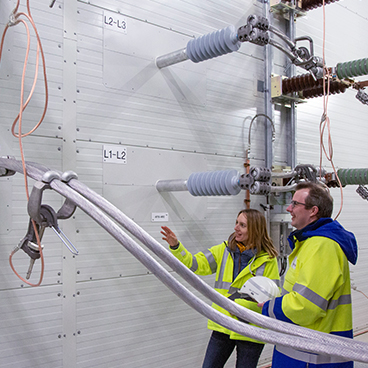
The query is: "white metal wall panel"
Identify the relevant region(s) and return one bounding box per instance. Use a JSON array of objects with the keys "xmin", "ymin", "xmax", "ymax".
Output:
[
  {"xmin": 71, "ymin": 1, "xmax": 270, "ymax": 362},
  {"xmin": 1, "ymin": 1, "xmax": 368, "ymax": 368},
  {"xmin": 0, "ymin": 286, "xmax": 64, "ymax": 368},
  {"xmin": 75, "ymin": 1, "xmax": 268, "ymax": 159},
  {"xmin": 76, "ymin": 275, "xmax": 212, "ymax": 368}
]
